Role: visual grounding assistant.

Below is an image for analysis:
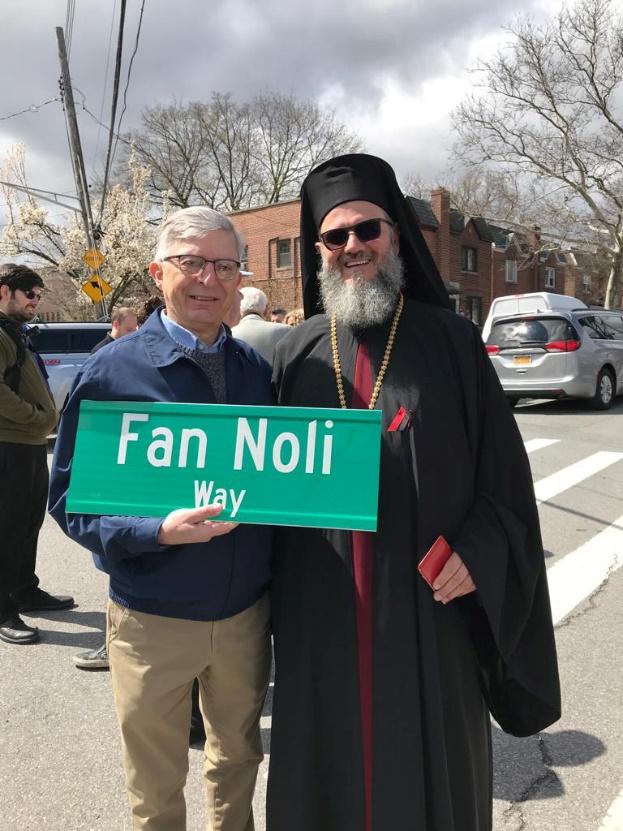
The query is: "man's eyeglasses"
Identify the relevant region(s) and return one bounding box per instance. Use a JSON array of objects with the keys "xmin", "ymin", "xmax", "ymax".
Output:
[
  {"xmin": 21, "ymin": 289, "xmax": 43, "ymax": 301},
  {"xmin": 318, "ymin": 218, "xmax": 394, "ymax": 251},
  {"xmin": 163, "ymin": 255, "xmax": 240, "ymax": 281}
]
